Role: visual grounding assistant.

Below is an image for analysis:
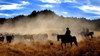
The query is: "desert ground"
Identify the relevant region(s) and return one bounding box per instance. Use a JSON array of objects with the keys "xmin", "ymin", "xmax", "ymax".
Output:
[{"xmin": 0, "ymin": 31, "xmax": 100, "ymax": 56}]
